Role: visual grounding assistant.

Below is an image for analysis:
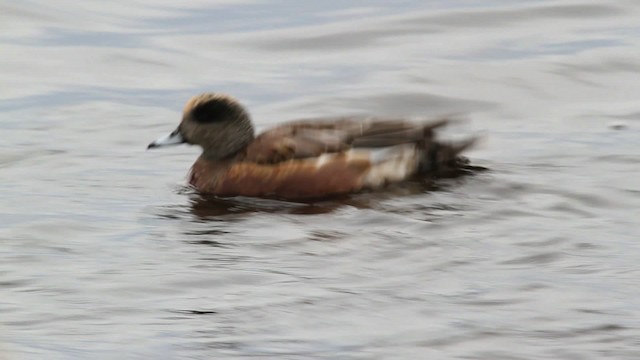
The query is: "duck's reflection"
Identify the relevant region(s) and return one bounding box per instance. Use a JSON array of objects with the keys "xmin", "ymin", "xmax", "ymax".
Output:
[{"xmin": 187, "ymin": 192, "xmax": 351, "ymax": 218}]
